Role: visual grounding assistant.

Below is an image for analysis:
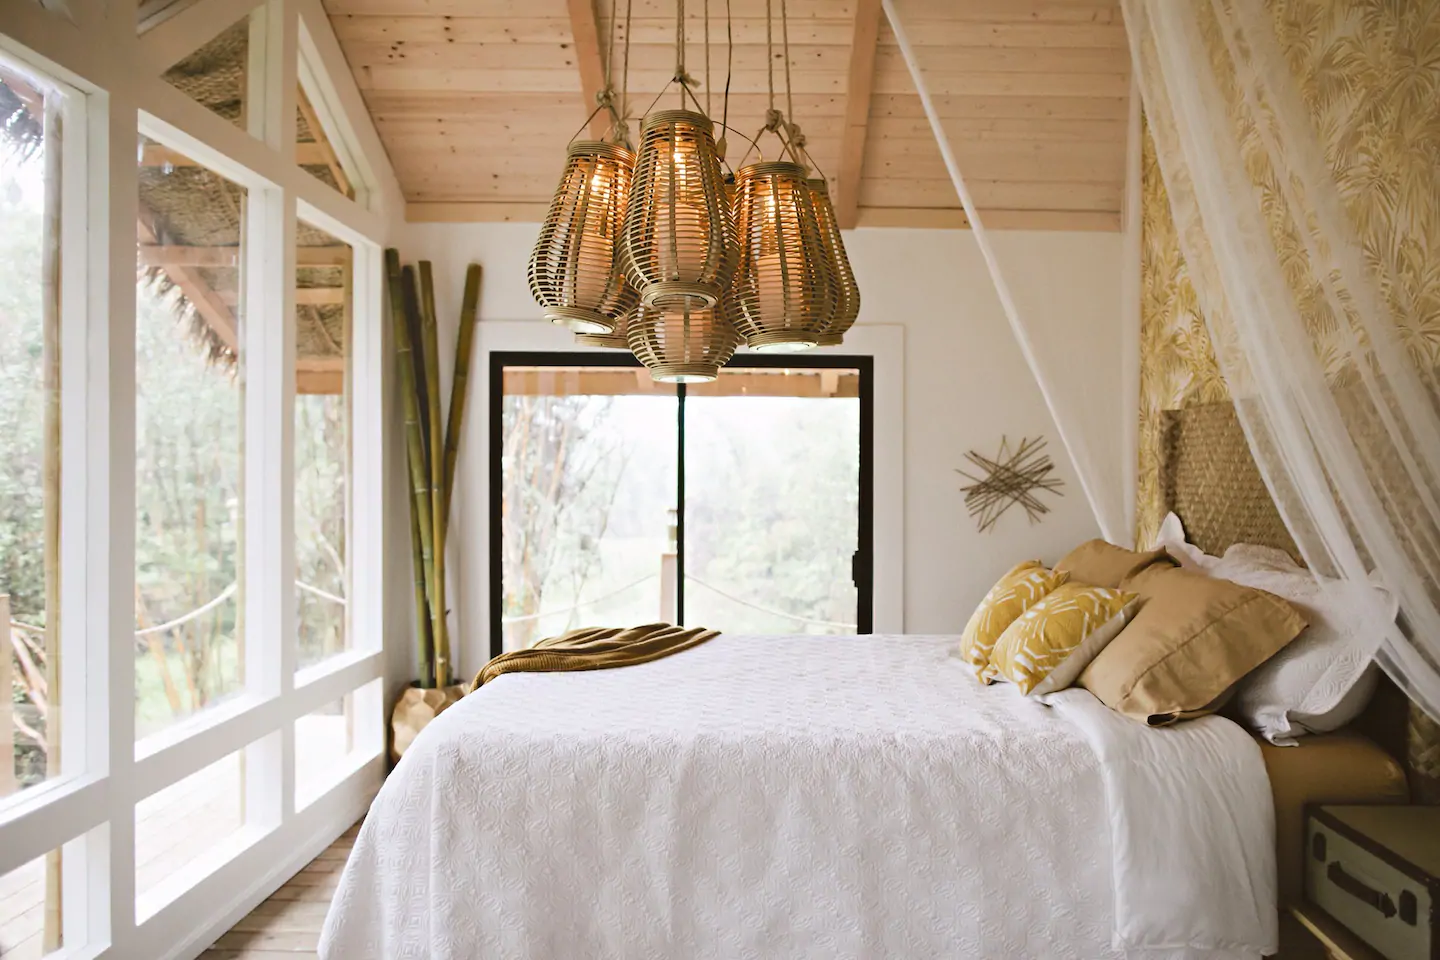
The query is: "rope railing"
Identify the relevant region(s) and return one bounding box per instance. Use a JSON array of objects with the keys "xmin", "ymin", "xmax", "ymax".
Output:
[
  {"xmin": 2, "ymin": 579, "xmax": 352, "ymax": 642},
  {"xmin": 499, "ymin": 573, "xmax": 855, "ymax": 632},
  {"xmin": 684, "ymin": 577, "xmax": 856, "ymax": 630},
  {"xmin": 500, "ymin": 573, "xmax": 658, "ymax": 625}
]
